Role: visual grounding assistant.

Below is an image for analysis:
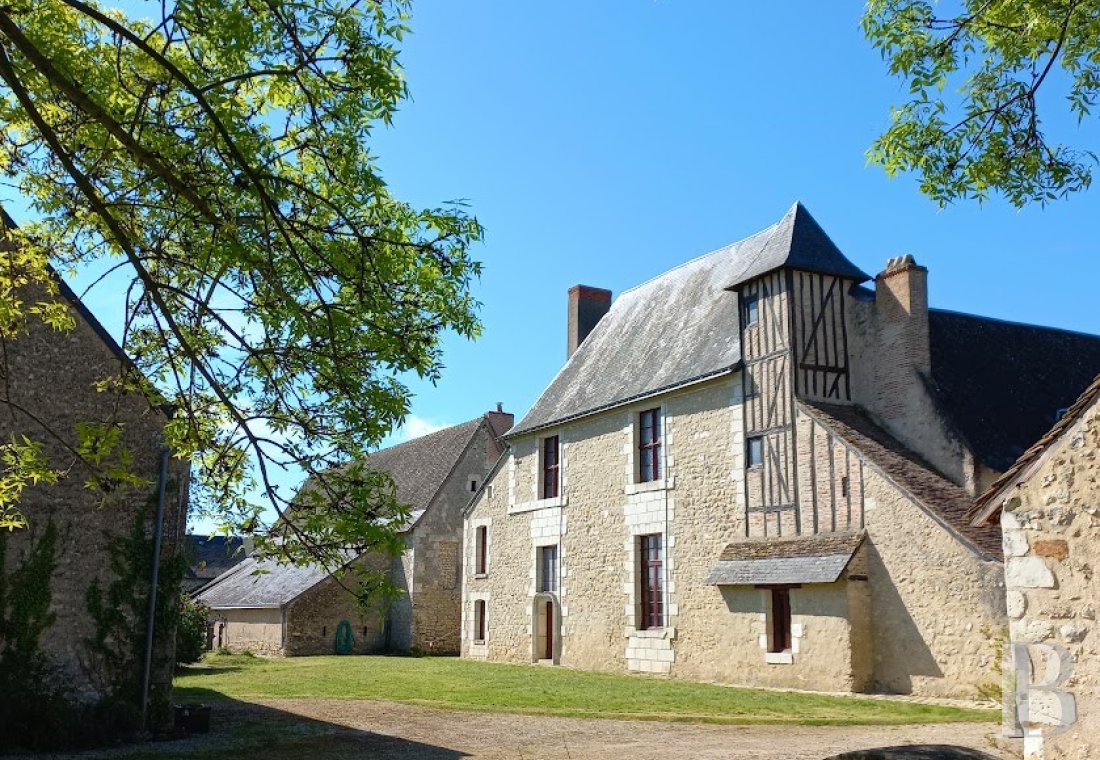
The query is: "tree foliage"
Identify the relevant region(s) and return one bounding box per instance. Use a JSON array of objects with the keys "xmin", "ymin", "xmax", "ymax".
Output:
[
  {"xmin": 0, "ymin": 0, "xmax": 482, "ymax": 593},
  {"xmin": 864, "ymin": 0, "xmax": 1100, "ymax": 206}
]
